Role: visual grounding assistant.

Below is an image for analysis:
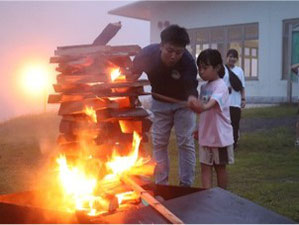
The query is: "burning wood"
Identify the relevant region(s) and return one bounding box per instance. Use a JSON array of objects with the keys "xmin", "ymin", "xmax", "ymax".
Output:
[
  {"xmin": 44, "ymin": 22, "xmax": 157, "ymax": 219},
  {"xmin": 52, "ymin": 131, "xmax": 155, "ymax": 216}
]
